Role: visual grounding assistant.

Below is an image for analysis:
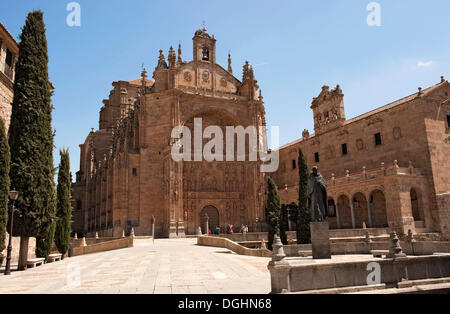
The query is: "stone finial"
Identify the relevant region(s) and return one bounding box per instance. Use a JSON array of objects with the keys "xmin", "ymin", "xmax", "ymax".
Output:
[
  {"xmin": 271, "ymin": 235, "xmax": 286, "ymax": 262},
  {"xmin": 418, "ymin": 87, "xmax": 423, "ymax": 96},
  {"xmin": 156, "ymin": 50, "xmax": 168, "ymax": 70},
  {"xmin": 365, "ymin": 231, "xmax": 372, "ymax": 244},
  {"xmin": 441, "ymin": 76, "xmax": 445, "ymax": 83},
  {"xmin": 177, "ymin": 43, "xmax": 183, "ymax": 64},
  {"xmin": 394, "ymin": 160, "xmax": 399, "ymax": 169},
  {"xmin": 407, "ymin": 229, "xmax": 415, "ymax": 243},
  {"xmin": 74, "ymin": 233, "xmax": 78, "ymax": 240},
  {"xmin": 228, "ymin": 53, "xmax": 233, "ymax": 74},
  {"xmin": 362, "ymin": 222, "xmax": 367, "ymax": 229},
  {"xmin": 302, "ymin": 129, "xmax": 310, "ymax": 139},
  {"xmin": 362, "ymin": 166, "xmax": 367, "ymax": 179},
  {"xmin": 346, "ymin": 170, "xmax": 350, "ymax": 177},
  {"xmin": 387, "ymin": 232, "xmax": 406, "ymax": 259},
  {"xmin": 81, "ymin": 237, "xmax": 87, "ymax": 247},
  {"xmin": 122, "ymin": 230, "xmax": 125, "ymax": 238},
  {"xmin": 168, "ymin": 46, "xmax": 176, "ymax": 68},
  {"xmin": 261, "ymin": 239, "xmax": 267, "ymax": 250},
  {"xmin": 258, "ymin": 90, "xmax": 263, "ymax": 102}
]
